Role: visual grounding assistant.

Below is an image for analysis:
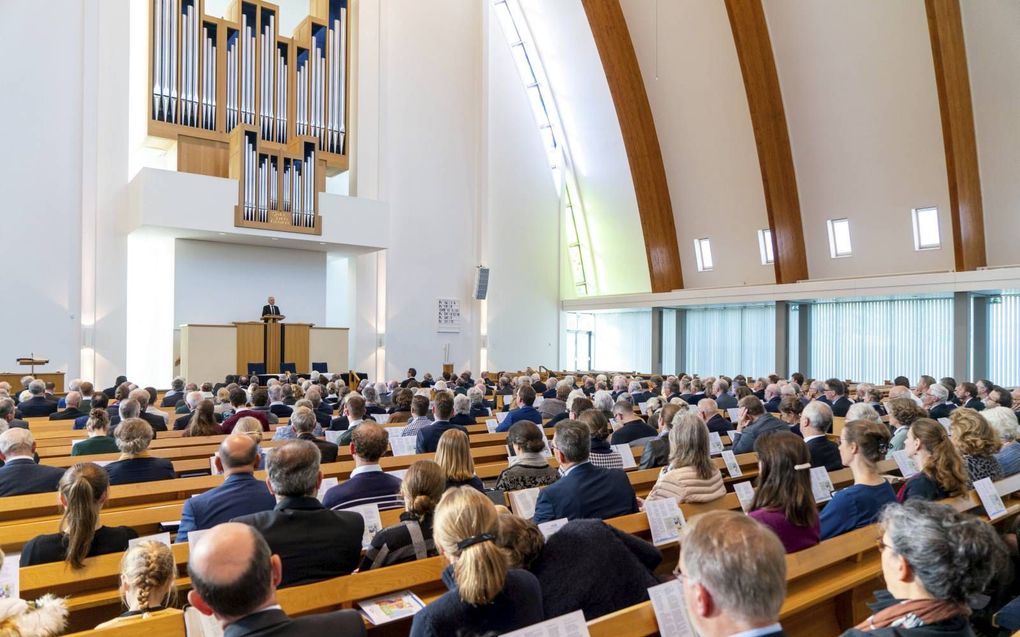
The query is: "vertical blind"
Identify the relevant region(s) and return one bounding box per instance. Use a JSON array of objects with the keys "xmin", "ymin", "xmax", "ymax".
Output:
[
  {"xmin": 809, "ymin": 297, "xmax": 953, "ymax": 383},
  {"xmin": 685, "ymin": 305, "xmax": 776, "ymax": 378},
  {"xmin": 987, "ymin": 294, "xmax": 1020, "ymax": 386}
]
